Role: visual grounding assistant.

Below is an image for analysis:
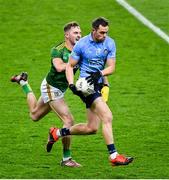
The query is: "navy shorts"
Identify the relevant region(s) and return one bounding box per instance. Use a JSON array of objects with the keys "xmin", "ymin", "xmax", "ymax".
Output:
[{"xmin": 85, "ymin": 84, "xmax": 103, "ymax": 108}]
